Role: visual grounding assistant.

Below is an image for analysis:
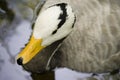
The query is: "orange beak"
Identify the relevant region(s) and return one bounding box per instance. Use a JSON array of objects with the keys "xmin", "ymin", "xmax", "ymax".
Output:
[{"xmin": 16, "ymin": 35, "xmax": 45, "ymax": 65}]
